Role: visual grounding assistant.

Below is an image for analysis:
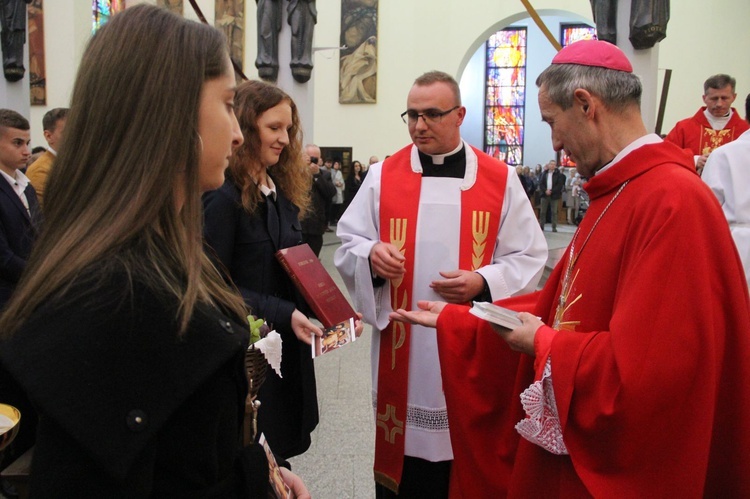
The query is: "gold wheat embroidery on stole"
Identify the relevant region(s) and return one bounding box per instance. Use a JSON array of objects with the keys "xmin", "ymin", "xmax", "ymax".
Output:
[
  {"xmin": 389, "ymin": 218, "xmax": 408, "ymax": 369},
  {"xmin": 472, "ymin": 211, "xmax": 491, "ymax": 270}
]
